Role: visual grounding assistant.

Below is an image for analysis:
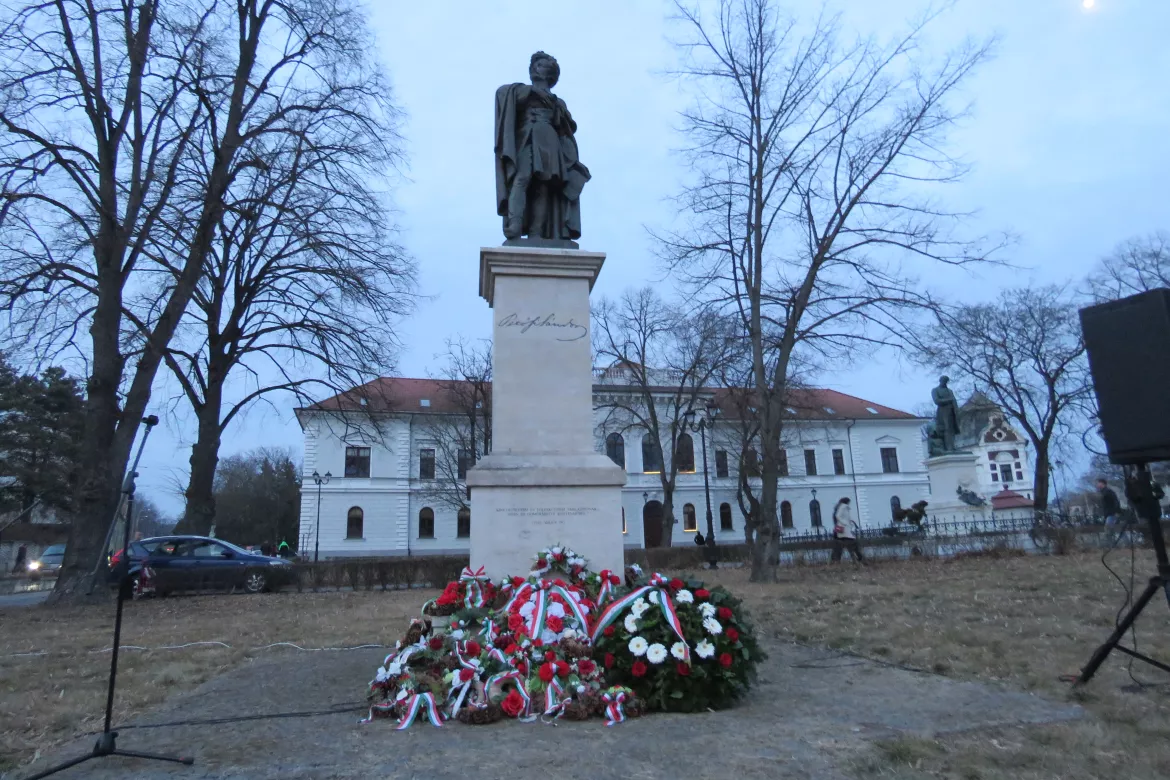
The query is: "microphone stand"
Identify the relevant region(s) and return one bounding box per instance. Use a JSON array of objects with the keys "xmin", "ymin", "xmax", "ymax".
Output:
[{"xmin": 25, "ymin": 416, "xmax": 194, "ymax": 778}]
